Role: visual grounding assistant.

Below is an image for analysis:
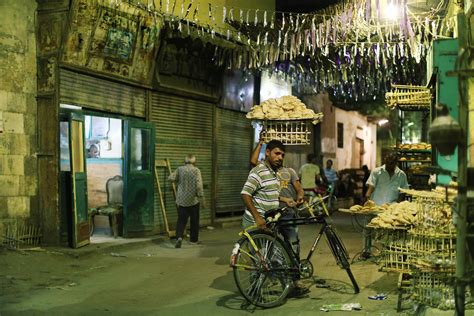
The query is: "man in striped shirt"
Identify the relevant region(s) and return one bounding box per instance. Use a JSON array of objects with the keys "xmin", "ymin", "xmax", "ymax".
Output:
[{"xmin": 241, "ymin": 140, "xmax": 285, "ymax": 230}]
